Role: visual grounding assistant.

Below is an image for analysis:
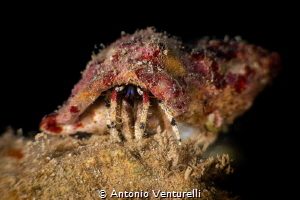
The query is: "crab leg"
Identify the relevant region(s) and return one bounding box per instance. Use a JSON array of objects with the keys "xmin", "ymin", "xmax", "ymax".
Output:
[
  {"xmin": 107, "ymin": 89, "xmax": 122, "ymax": 142},
  {"xmin": 134, "ymin": 89, "xmax": 150, "ymax": 140},
  {"xmin": 105, "ymin": 90, "xmax": 112, "ymax": 130},
  {"xmin": 121, "ymin": 98, "xmax": 134, "ymax": 141},
  {"xmin": 158, "ymin": 100, "xmax": 182, "ymax": 145}
]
